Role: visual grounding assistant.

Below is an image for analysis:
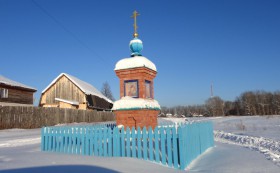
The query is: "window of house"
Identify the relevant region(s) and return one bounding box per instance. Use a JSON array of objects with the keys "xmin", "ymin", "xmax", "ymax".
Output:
[
  {"xmin": 124, "ymin": 80, "xmax": 138, "ymax": 98},
  {"xmin": 0, "ymin": 88, "xmax": 8, "ymax": 98},
  {"xmin": 145, "ymin": 80, "xmax": 152, "ymax": 98}
]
